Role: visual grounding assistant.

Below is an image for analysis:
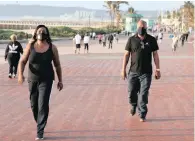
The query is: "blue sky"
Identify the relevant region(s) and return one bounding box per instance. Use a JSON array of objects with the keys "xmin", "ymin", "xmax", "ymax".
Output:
[{"xmin": 0, "ymin": 1, "xmax": 186, "ymax": 11}]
